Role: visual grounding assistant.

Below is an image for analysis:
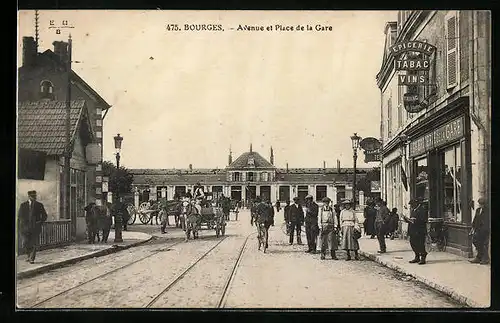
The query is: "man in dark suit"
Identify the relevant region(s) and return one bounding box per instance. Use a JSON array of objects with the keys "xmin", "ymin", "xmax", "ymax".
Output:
[
  {"xmin": 403, "ymin": 198, "xmax": 428, "ymax": 265},
  {"xmin": 18, "ymin": 190, "xmax": 48, "ymax": 263},
  {"xmin": 284, "ymin": 200, "xmax": 291, "ymax": 235},
  {"xmin": 470, "ymin": 197, "xmax": 490, "ymax": 264},
  {"xmin": 304, "ymin": 195, "xmax": 319, "ymax": 253},
  {"xmin": 288, "ymin": 197, "xmax": 304, "ymax": 245},
  {"xmin": 375, "ymin": 198, "xmax": 390, "ymax": 253}
]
